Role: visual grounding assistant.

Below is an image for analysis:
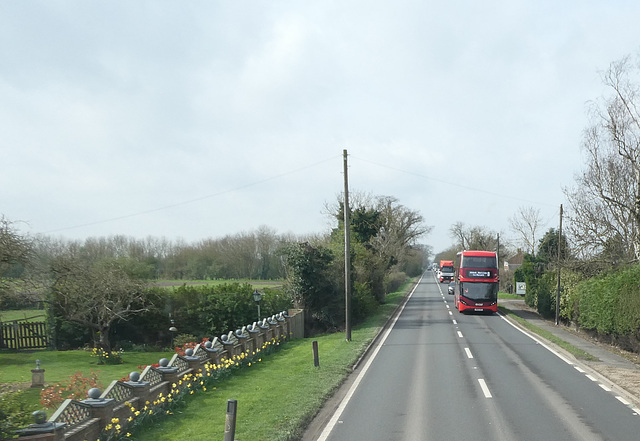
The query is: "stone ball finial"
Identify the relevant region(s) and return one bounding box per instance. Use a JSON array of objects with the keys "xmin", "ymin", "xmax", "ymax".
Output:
[
  {"xmin": 129, "ymin": 372, "xmax": 141, "ymax": 382},
  {"xmin": 205, "ymin": 341, "xmax": 212, "ymax": 348},
  {"xmin": 87, "ymin": 388, "xmax": 101, "ymax": 399},
  {"xmin": 159, "ymin": 358, "xmax": 169, "ymax": 367},
  {"xmin": 185, "ymin": 348, "xmax": 194, "ymax": 356},
  {"xmin": 32, "ymin": 410, "xmax": 47, "ymax": 424}
]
